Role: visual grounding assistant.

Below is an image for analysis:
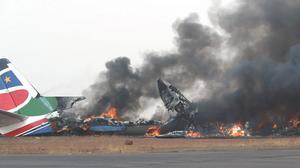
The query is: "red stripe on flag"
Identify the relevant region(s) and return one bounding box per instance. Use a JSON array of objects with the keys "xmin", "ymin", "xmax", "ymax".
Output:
[
  {"xmin": 0, "ymin": 90, "xmax": 29, "ymax": 111},
  {"xmin": 10, "ymin": 90, "xmax": 29, "ymax": 107},
  {"xmin": 0, "ymin": 93, "xmax": 16, "ymax": 111},
  {"xmin": 4, "ymin": 118, "xmax": 48, "ymax": 137}
]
